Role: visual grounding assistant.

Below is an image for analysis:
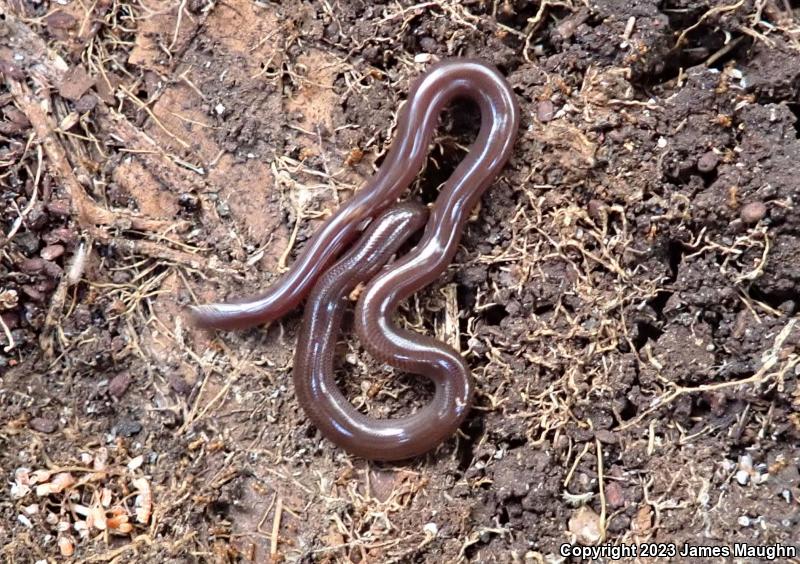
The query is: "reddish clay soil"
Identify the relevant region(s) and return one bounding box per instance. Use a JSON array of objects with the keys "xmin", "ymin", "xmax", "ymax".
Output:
[{"xmin": 1, "ymin": 0, "xmax": 799, "ymax": 562}]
